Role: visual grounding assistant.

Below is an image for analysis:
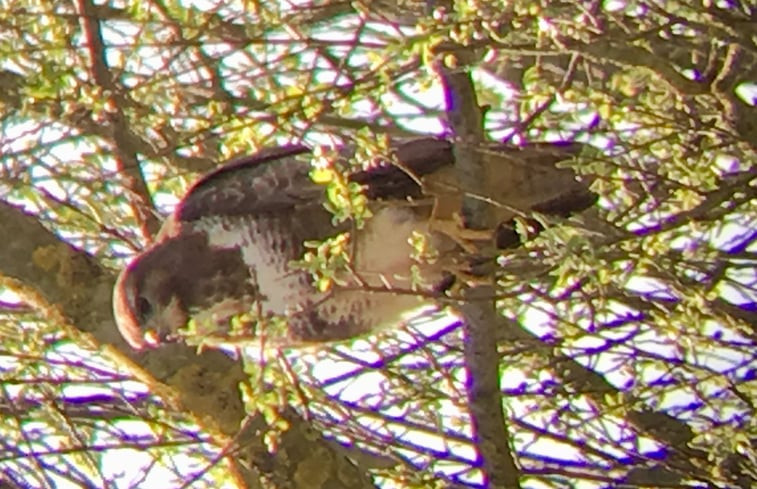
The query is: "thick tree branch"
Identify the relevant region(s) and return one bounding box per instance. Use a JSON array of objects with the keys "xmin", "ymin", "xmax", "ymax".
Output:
[
  {"xmin": 0, "ymin": 201, "xmax": 115, "ymax": 343},
  {"xmin": 433, "ymin": 42, "xmax": 522, "ymax": 489}
]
